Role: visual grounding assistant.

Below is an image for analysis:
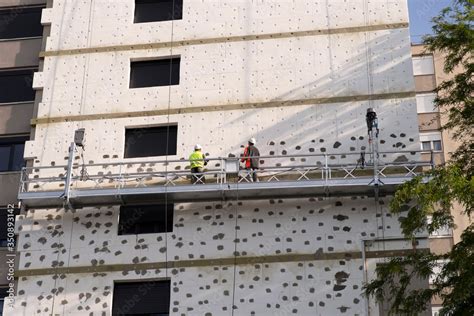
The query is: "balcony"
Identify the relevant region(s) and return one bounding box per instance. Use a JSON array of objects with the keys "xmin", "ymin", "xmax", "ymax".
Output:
[{"xmin": 18, "ymin": 151, "xmax": 434, "ymax": 209}]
